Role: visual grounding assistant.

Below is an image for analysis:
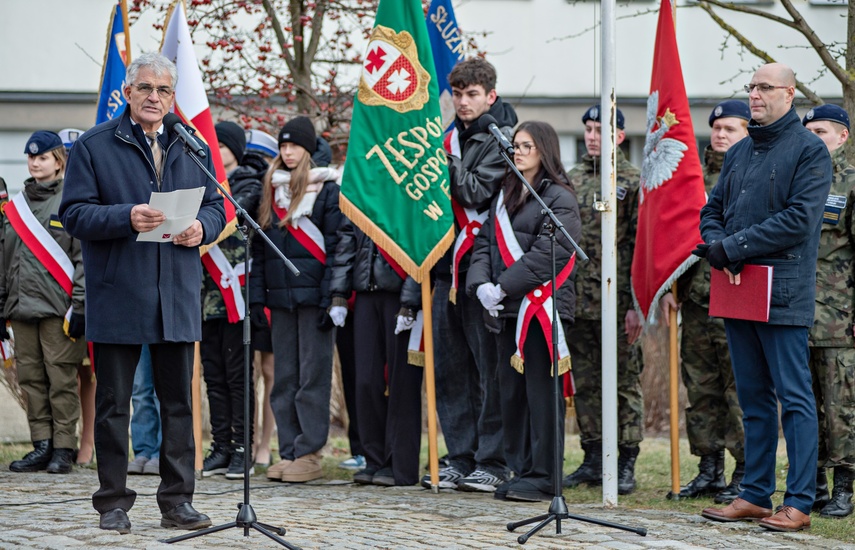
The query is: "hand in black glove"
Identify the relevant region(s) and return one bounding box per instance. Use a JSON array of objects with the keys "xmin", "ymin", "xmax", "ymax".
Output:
[
  {"xmin": 692, "ymin": 243, "xmax": 709, "ymax": 258},
  {"xmin": 316, "ymin": 309, "xmax": 335, "ymax": 332},
  {"xmin": 706, "ymin": 241, "xmax": 730, "ymax": 270},
  {"xmin": 0, "ymin": 317, "xmax": 8, "ymax": 341},
  {"xmin": 250, "ymin": 304, "xmax": 269, "ymax": 330},
  {"xmin": 67, "ymin": 313, "xmax": 85, "ymax": 339}
]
